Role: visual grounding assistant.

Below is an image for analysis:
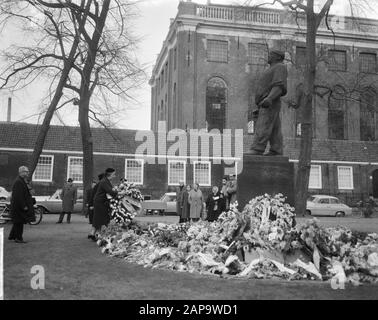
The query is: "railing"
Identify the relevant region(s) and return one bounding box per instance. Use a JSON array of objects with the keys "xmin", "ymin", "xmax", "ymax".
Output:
[
  {"xmin": 195, "ymin": 4, "xmax": 280, "ymax": 25},
  {"xmin": 196, "ymin": 5, "xmax": 234, "ymax": 21},
  {"xmin": 244, "ymin": 10, "xmax": 280, "ymax": 25},
  {"xmin": 188, "ymin": 3, "xmax": 378, "ymax": 33}
]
